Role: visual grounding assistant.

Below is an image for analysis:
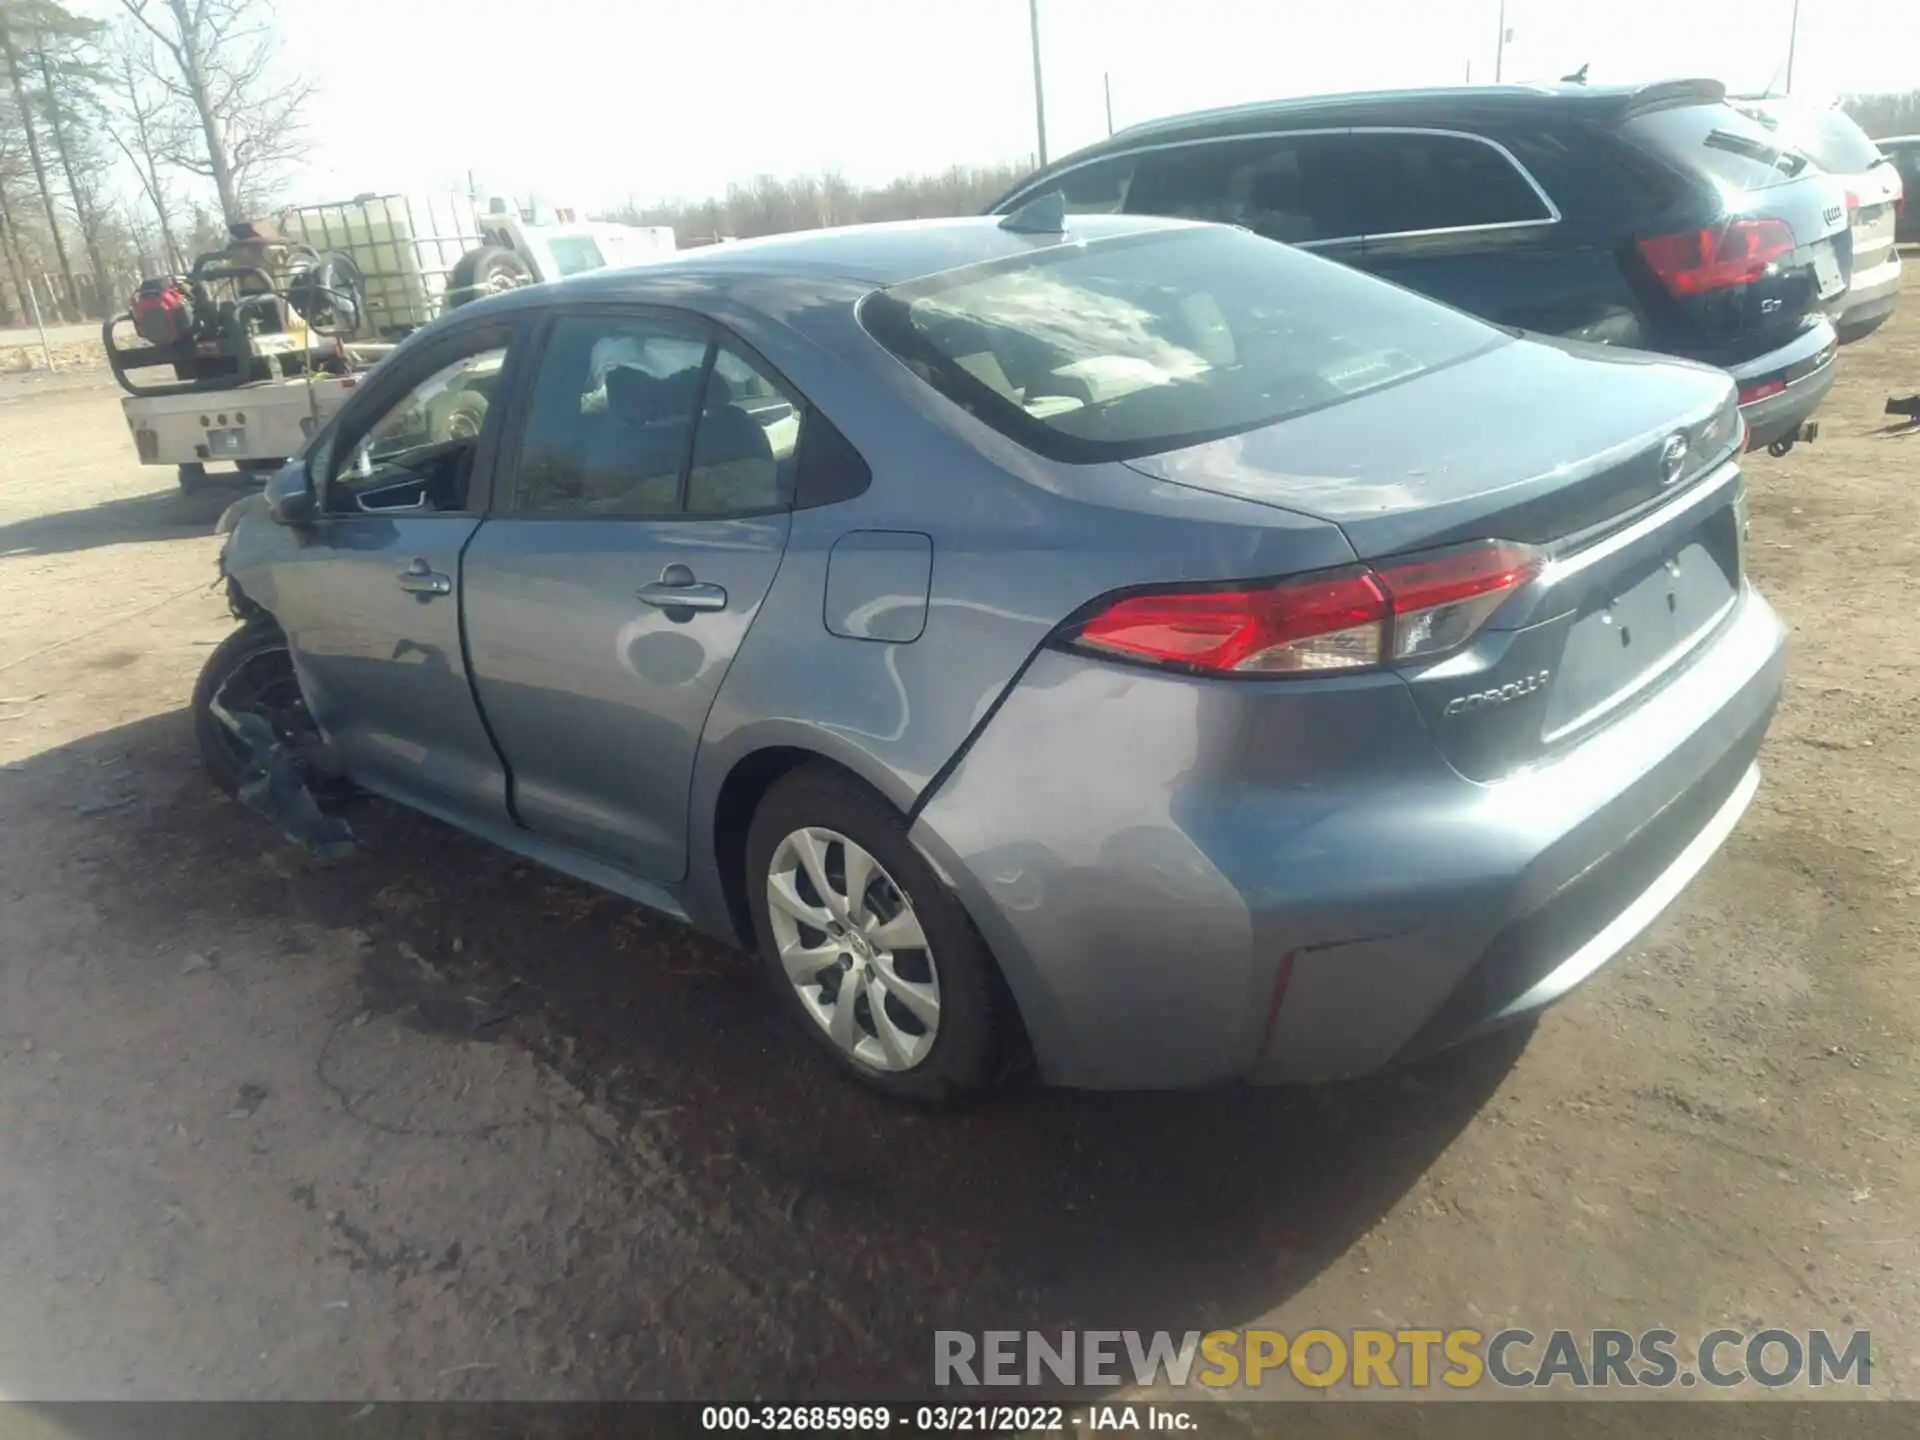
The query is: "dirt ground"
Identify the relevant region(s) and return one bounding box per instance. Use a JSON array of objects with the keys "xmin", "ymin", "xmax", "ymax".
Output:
[{"xmin": 1, "ymin": 274, "xmax": 1917, "ymax": 1406}]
